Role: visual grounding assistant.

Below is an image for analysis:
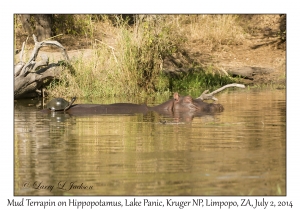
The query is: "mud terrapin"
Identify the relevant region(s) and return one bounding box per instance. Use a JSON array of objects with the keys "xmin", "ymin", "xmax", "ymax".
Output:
[{"xmin": 46, "ymin": 97, "xmax": 76, "ymax": 112}]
